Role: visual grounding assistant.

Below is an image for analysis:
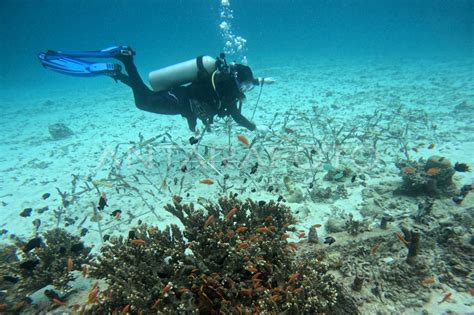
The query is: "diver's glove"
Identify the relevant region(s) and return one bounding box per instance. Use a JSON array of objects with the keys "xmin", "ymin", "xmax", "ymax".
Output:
[
  {"xmin": 255, "ymin": 124, "xmax": 272, "ymax": 135},
  {"xmin": 256, "ymin": 77, "xmax": 276, "ymax": 85}
]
